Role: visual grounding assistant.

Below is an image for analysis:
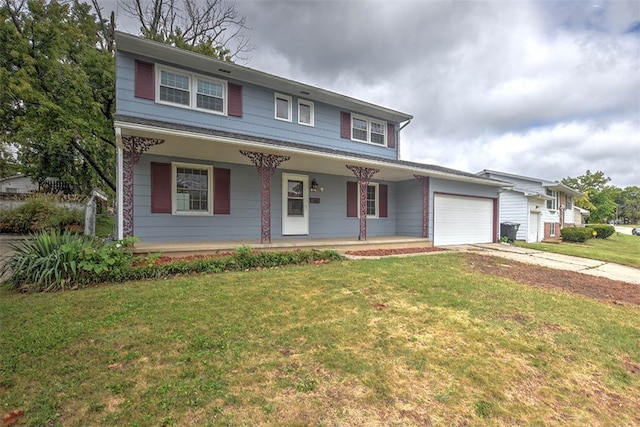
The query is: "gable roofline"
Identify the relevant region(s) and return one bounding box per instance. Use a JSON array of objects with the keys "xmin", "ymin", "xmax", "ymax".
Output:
[
  {"xmin": 115, "ymin": 31, "xmax": 413, "ymax": 124},
  {"xmin": 477, "ymin": 169, "xmax": 583, "ymax": 197}
]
